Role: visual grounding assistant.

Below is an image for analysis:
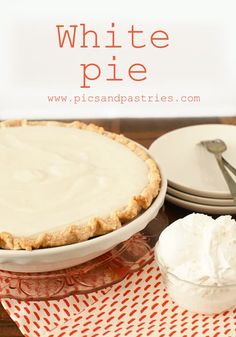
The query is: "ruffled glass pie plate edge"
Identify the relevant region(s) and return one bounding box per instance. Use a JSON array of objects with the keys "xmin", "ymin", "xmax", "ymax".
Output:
[{"xmin": 0, "ymin": 208, "xmax": 168, "ymax": 301}]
